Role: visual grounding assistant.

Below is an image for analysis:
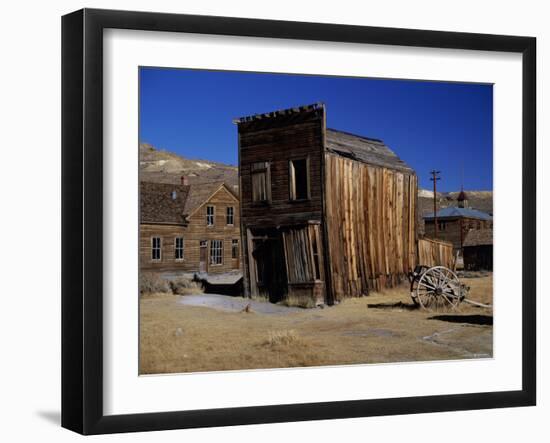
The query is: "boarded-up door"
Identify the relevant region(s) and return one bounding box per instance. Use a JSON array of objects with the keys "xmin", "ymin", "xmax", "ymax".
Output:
[{"xmin": 199, "ymin": 240, "xmax": 207, "ymax": 273}]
